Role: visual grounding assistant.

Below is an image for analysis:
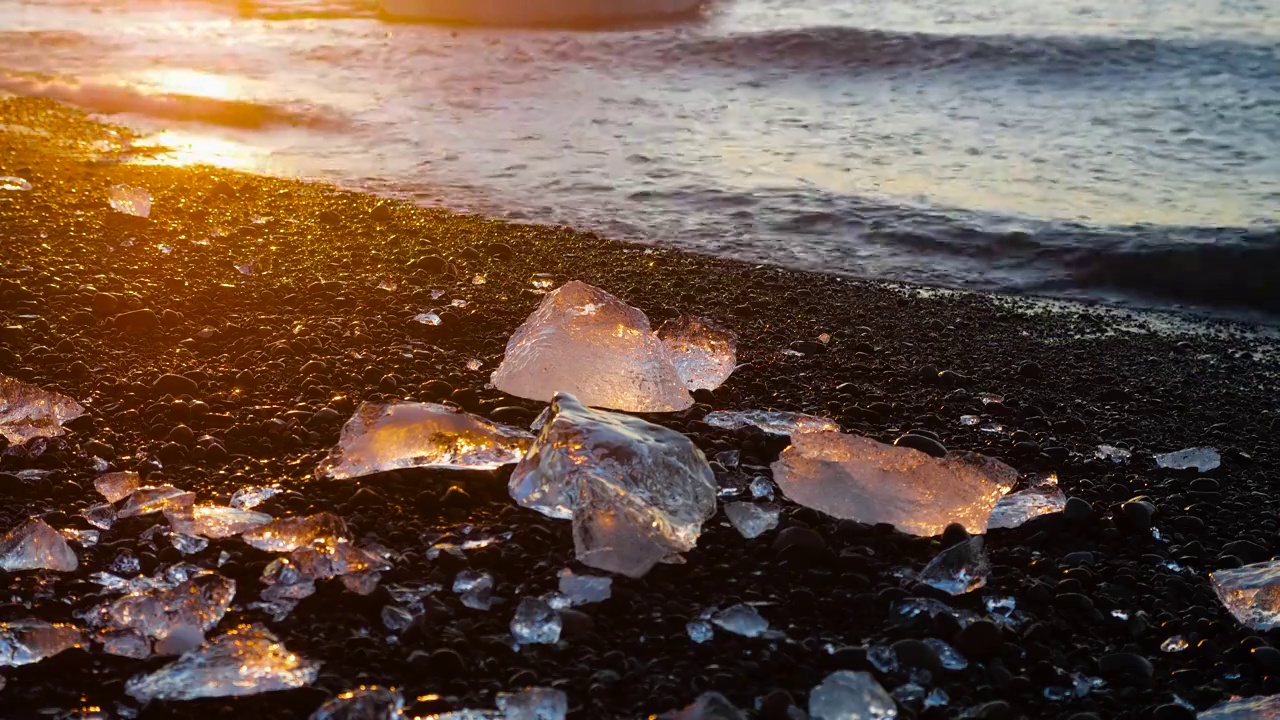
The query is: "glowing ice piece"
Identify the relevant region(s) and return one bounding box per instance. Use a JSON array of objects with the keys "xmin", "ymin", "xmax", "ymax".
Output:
[
  {"xmin": 1199, "ymin": 694, "xmax": 1280, "ymax": 719},
  {"xmin": 511, "ymin": 597, "xmax": 560, "ymax": 645},
  {"xmin": 772, "ymin": 432, "xmax": 1016, "ymax": 536},
  {"xmin": 1155, "ymin": 447, "xmax": 1221, "ymax": 472},
  {"xmin": 316, "ymin": 401, "xmax": 534, "ymax": 479},
  {"xmin": 95, "ymin": 471, "xmax": 141, "ymax": 503},
  {"xmin": 87, "ymin": 573, "xmax": 235, "ymax": 641},
  {"xmin": 125, "ymin": 624, "xmax": 319, "ymax": 701},
  {"xmin": 108, "ymin": 184, "xmax": 151, "ymax": 218},
  {"xmin": 509, "ymin": 393, "xmax": 716, "ymax": 577},
  {"xmin": 711, "ymin": 604, "xmax": 769, "ymax": 637},
  {"xmin": 117, "ymin": 485, "xmax": 196, "ymax": 519},
  {"xmin": 557, "ymin": 568, "xmax": 612, "ymax": 606},
  {"xmin": 702, "ymin": 410, "xmax": 840, "ymax": 436},
  {"xmin": 1211, "ymin": 559, "xmax": 1280, "ymax": 630},
  {"xmin": 809, "ymin": 671, "xmax": 898, "ymax": 720},
  {"xmin": 231, "ymin": 485, "xmax": 283, "ymax": 510},
  {"xmin": 724, "ymin": 502, "xmax": 780, "ymax": 539},
  {"xmin": 0, "ymin": 519, "xmax": 78, "ymax": 572},
  {"xmin": 497, "ymin": 687, "xmax": 568, "ymax": 720},
  {"xmin": 0, "ymin": 620, "xmax": 83, "ymax": 667},
  {"xmin": 987, "ymin": 479, "xmax": 1066, "ymax": 530},
  {"xmin": 657, "ymin": 316, "xmax": 737, "ymax": 391},
  {"xmin": 165, "ymin": 505, "xmax": 273, "ymax": 539},
  {"xmin": 0, "ymin": 374, "xmax": 86, "ymax": 446},
  {"xmin": 242, "ymin": 513, "xmax": 350, "ymax": 552},
  {"xmin": 491, "ymin": 281, "xmax": 693, "ymax": 412},
  {"xmin": 310, "ymin": 686, "xmax": 405, "ymax": 720},
  {"xmin": 918, "ymin": 537, "xmax": 990, "ymax": 595}
]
